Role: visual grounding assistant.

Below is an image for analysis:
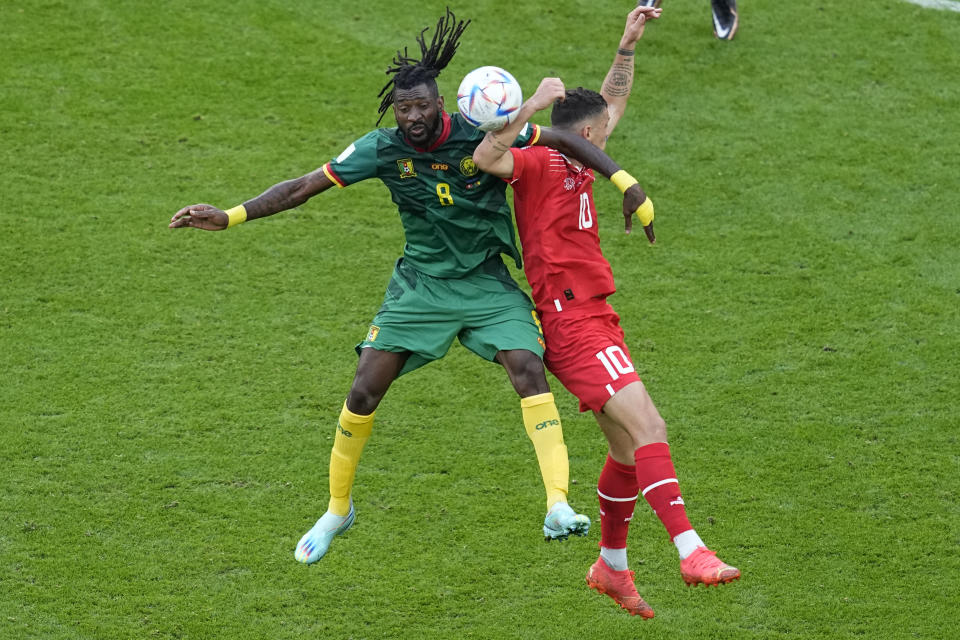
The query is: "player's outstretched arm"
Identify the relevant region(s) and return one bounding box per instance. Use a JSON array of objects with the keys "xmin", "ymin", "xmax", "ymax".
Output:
[
  {"xmin": 602, "ymin": 5, "xmax": 660, "ymax": 139},
  {"xmin": 473, "ymin": 77, "xmax": 567, "ymax": 179},
  {"xmin": 168, "ymin": 167, "xmax": 335, "ymax": 230}
]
